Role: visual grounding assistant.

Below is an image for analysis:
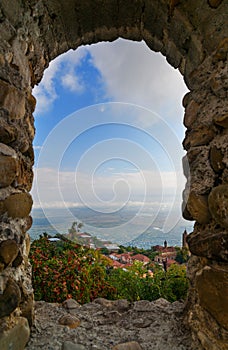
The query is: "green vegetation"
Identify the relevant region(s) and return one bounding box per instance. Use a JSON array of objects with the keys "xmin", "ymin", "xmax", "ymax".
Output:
[
  {"xmin": 106, "ymin": 262, "xmax": 188, "ymax": 302},
  {"xmin": 29, "ymin": 236, "xmax": 189, "ymax": 304},
  {"xmin": 175, "ymin": 247, "xmax": 190, "ymax": 264}
]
